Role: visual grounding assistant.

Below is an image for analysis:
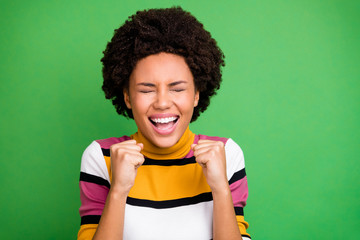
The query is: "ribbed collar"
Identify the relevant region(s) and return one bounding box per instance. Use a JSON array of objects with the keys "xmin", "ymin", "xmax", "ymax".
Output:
[{"xmin": 130, "ymin": 127, "xmax": 195, "ymax": 160}]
